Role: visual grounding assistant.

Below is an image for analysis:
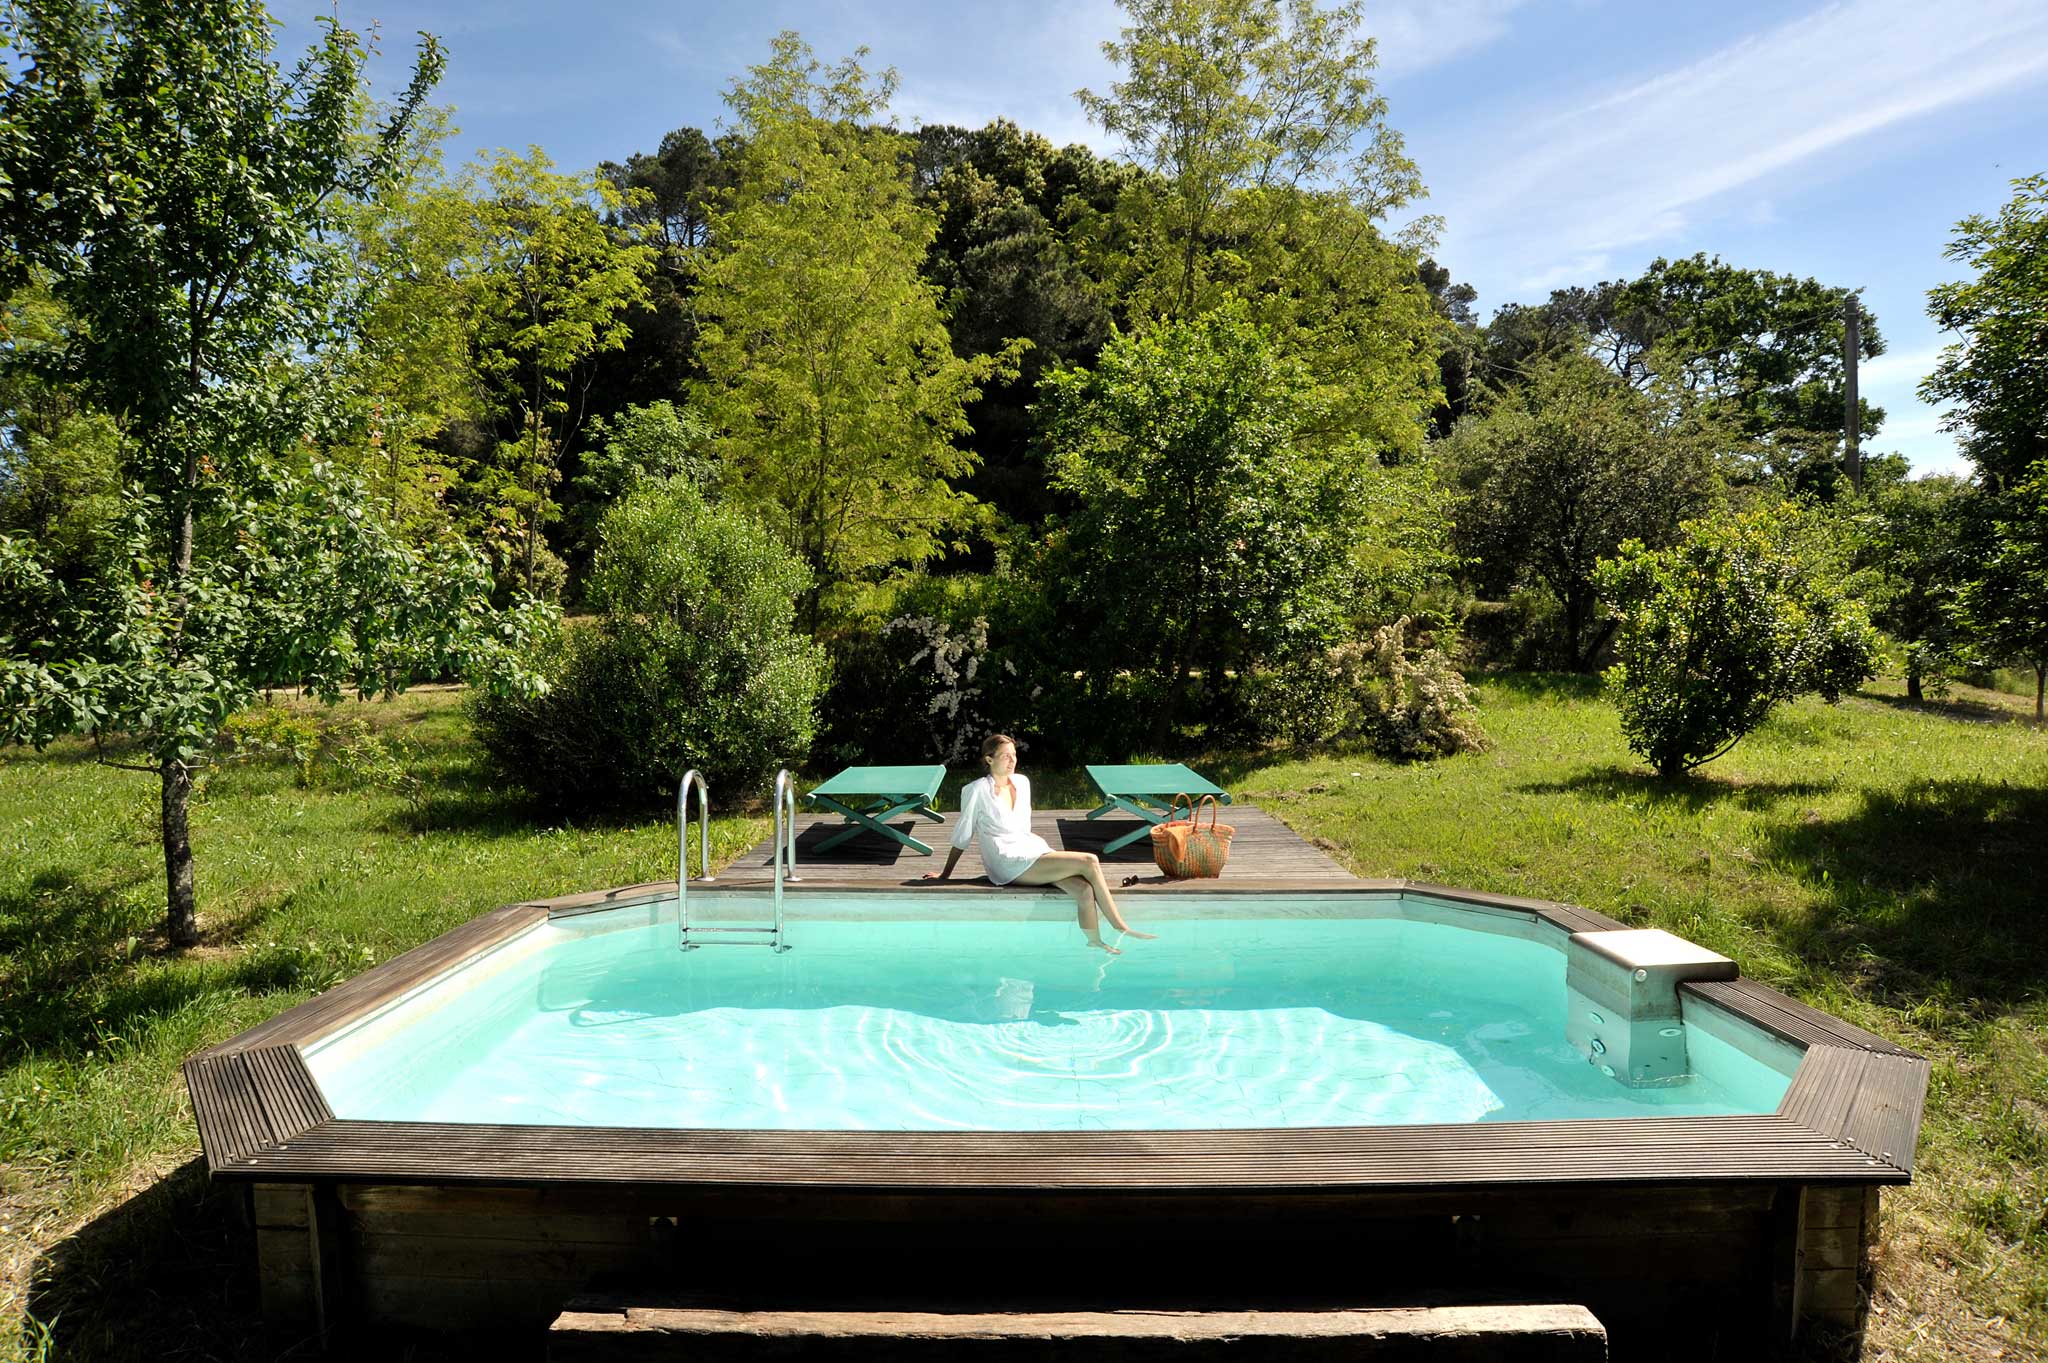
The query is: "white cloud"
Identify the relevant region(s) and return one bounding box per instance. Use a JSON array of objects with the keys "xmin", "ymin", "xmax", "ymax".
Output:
[
  {"xmin": 1368, "ymin": 0, "xmax": 1531, "ymax": 78},
  {"xmin": 1444, "ymin": 0, "xmax": 2048, "ymax": 283},
  {"xmin": 1857, "ymin": 344, "xmax": 1947, "ymax": 390}
]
